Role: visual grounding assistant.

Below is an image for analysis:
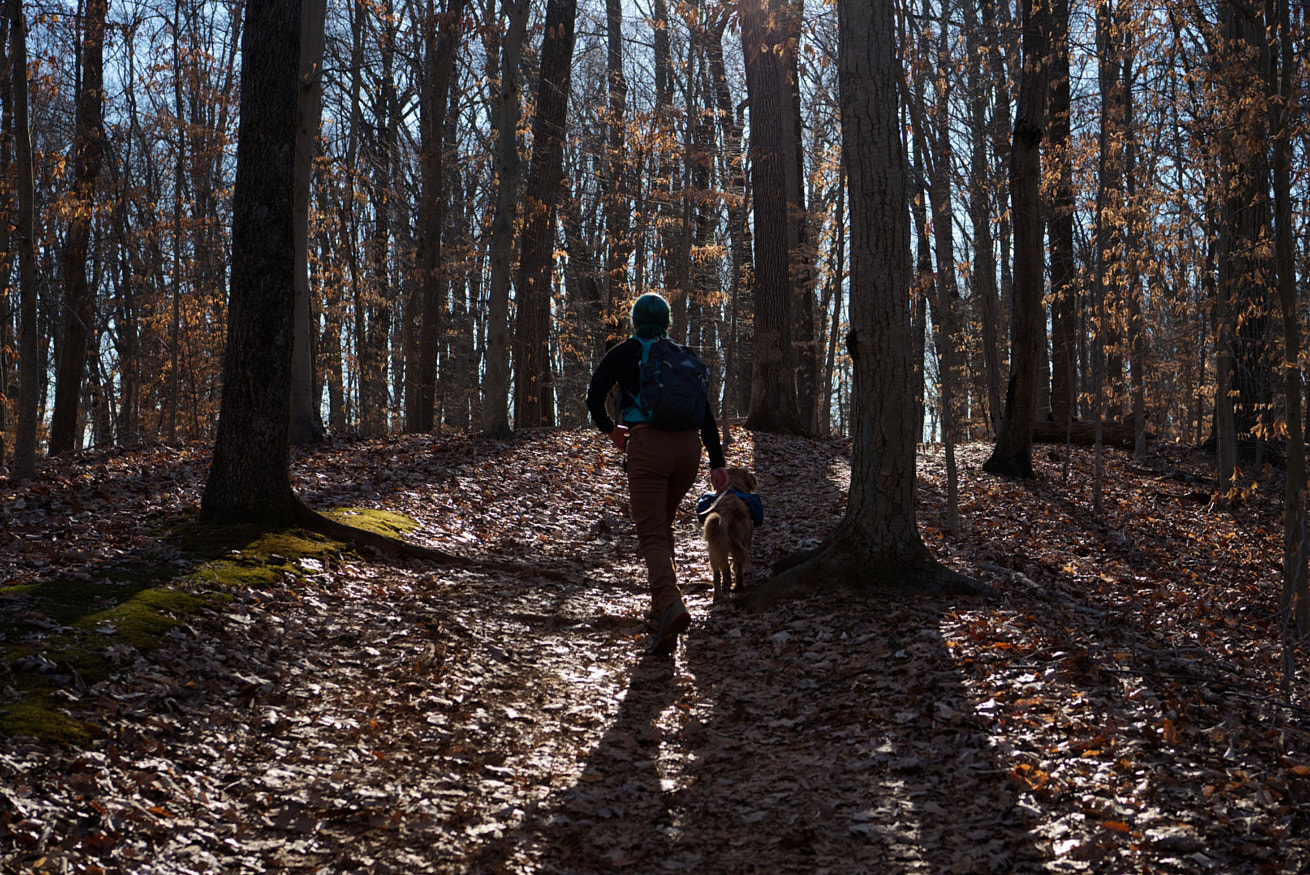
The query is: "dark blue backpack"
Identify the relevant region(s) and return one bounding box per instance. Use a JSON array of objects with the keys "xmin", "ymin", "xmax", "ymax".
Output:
[{"xmin": 626, "ymin": 337, "xmax": 709, "ymax": 431}]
